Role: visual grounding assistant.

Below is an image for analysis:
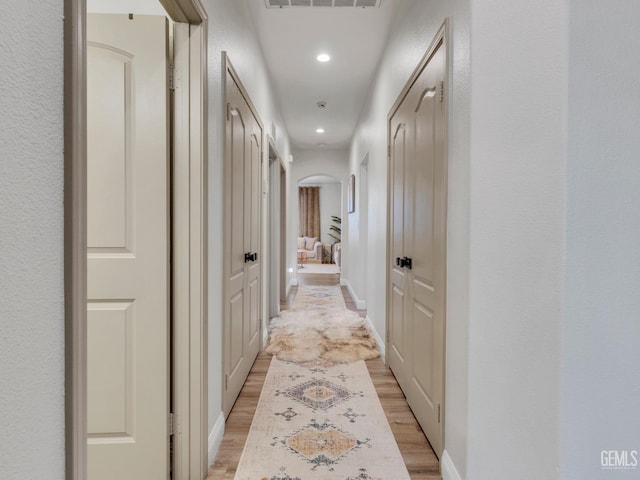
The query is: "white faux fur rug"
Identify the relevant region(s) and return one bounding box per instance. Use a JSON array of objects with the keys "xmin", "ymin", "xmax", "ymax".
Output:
[
  {"xmin": 266, "ymin": 308, "xmax": 380, "ymax": 363},
  {"xmin": 266, "ymin": 286, "xmax": 379, "ymax": 363}
]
